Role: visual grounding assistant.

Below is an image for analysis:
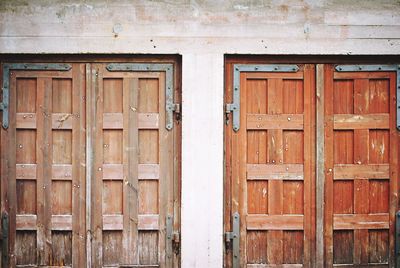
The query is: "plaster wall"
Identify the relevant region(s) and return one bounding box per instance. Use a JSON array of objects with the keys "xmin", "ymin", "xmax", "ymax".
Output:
[{"xmin": 1, "ymin": 1, "xmax": 400, "ymax": 267}]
